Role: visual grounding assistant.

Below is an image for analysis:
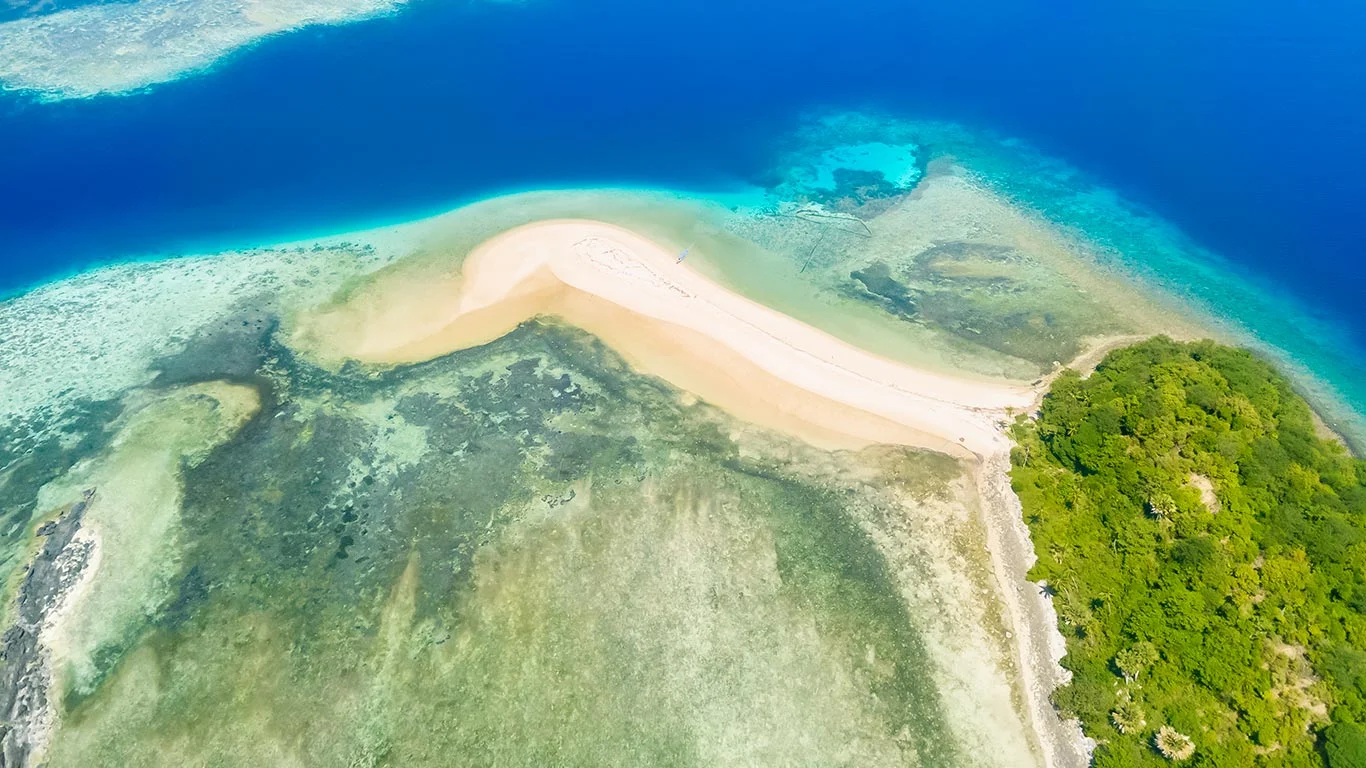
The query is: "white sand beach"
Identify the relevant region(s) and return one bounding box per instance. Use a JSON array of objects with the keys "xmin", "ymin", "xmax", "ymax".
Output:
[{"xmin": 295, "ymin": 218, "xmax": 1039, "ymax": 458}]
